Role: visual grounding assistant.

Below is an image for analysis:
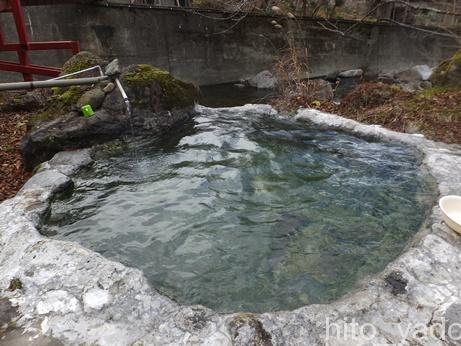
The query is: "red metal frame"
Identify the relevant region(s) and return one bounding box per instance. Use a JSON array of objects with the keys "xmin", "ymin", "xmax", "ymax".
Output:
[{"xmin": 0, "ymin": 0, "xmax": 80, "ymax": 81}]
